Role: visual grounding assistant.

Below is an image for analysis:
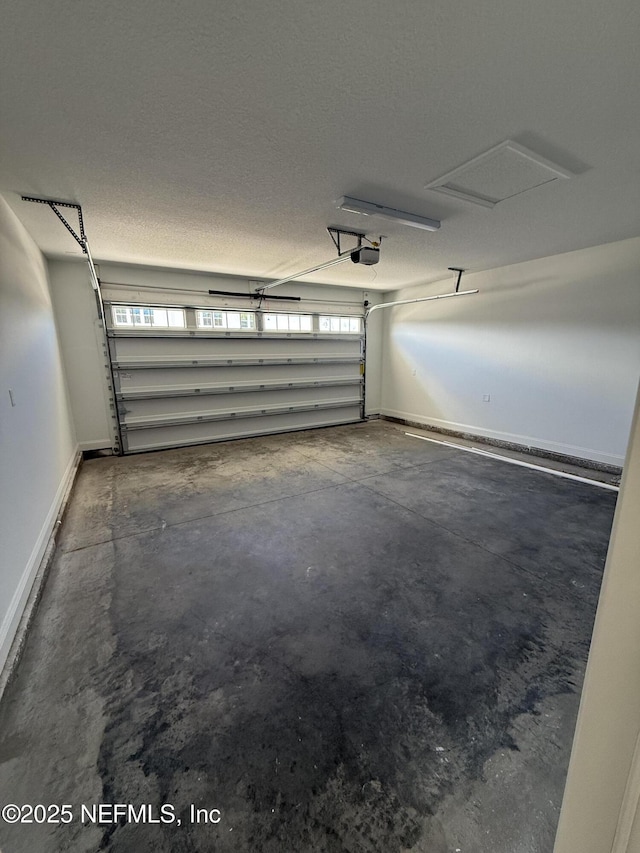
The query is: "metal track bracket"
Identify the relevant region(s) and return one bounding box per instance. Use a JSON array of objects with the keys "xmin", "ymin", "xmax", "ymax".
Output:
[
  {"xmin": 327, "ymin": 227, "xmax": 365, "ymax": 256},
  {"xmin": 22, "ymin": 196, "xmax": 87, "ymax": 252},
  {"xmin": 21, "ymin": 195, "xmax": 123, "ymax": 453}
]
